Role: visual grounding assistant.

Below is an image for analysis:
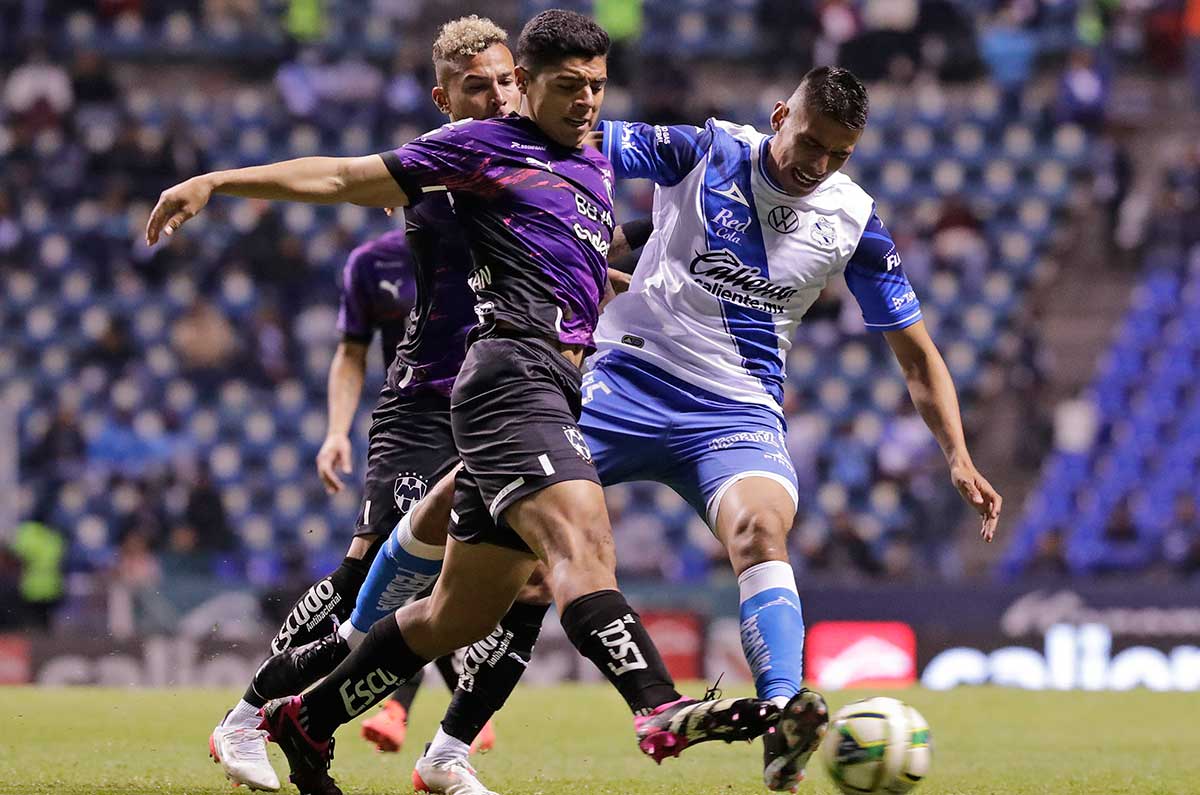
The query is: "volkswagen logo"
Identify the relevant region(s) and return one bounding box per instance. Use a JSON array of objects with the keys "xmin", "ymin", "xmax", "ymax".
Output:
[{"xmin": 767, "ymin": 205, "xmax": 799, "ymax": 234}]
